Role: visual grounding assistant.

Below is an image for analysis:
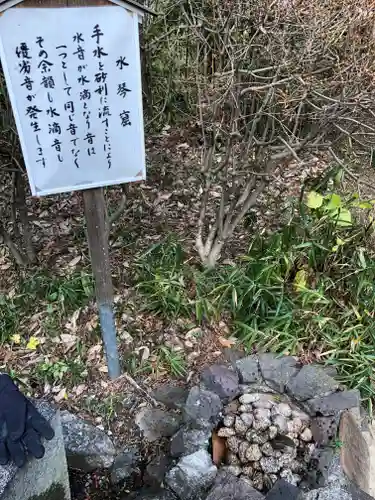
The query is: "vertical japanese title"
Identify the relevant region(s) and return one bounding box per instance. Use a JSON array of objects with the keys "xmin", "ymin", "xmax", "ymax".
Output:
[{"xmin": 16, "ymin": 24, "xmax": 132, "ymax": 171}]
